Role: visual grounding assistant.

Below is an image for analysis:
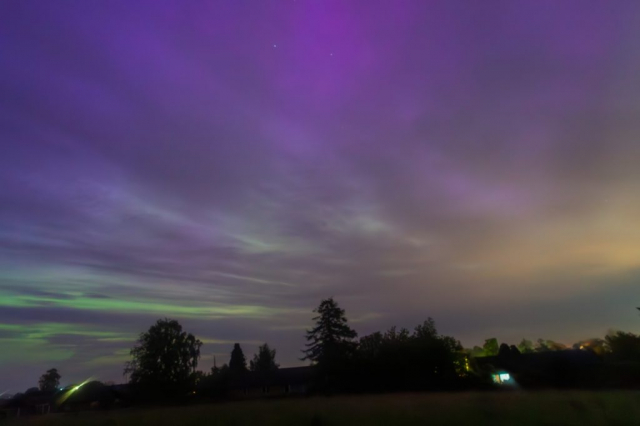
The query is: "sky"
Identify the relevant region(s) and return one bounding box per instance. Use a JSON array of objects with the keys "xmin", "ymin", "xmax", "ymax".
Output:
[{"xmin": 1, "ymin": 0, "xmax": 639, "ymax": 392}]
